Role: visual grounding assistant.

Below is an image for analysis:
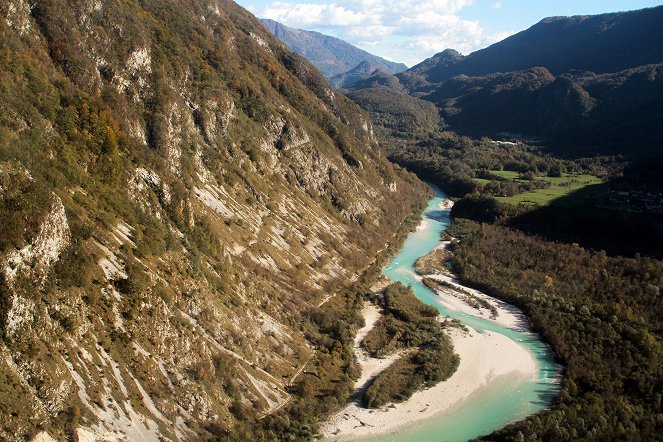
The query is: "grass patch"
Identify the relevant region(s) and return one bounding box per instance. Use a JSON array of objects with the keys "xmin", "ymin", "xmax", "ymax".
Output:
[
  {"xmin": 472, "ymin": 177, "xmax": 491, "ymax": 185},
  {"xmin": 494, "ymin": 173, "xmax": 603, "ymax": 206},
  {"xmin": 489, "ymin": 170, "xmax": 522, "ymax": 180}
]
